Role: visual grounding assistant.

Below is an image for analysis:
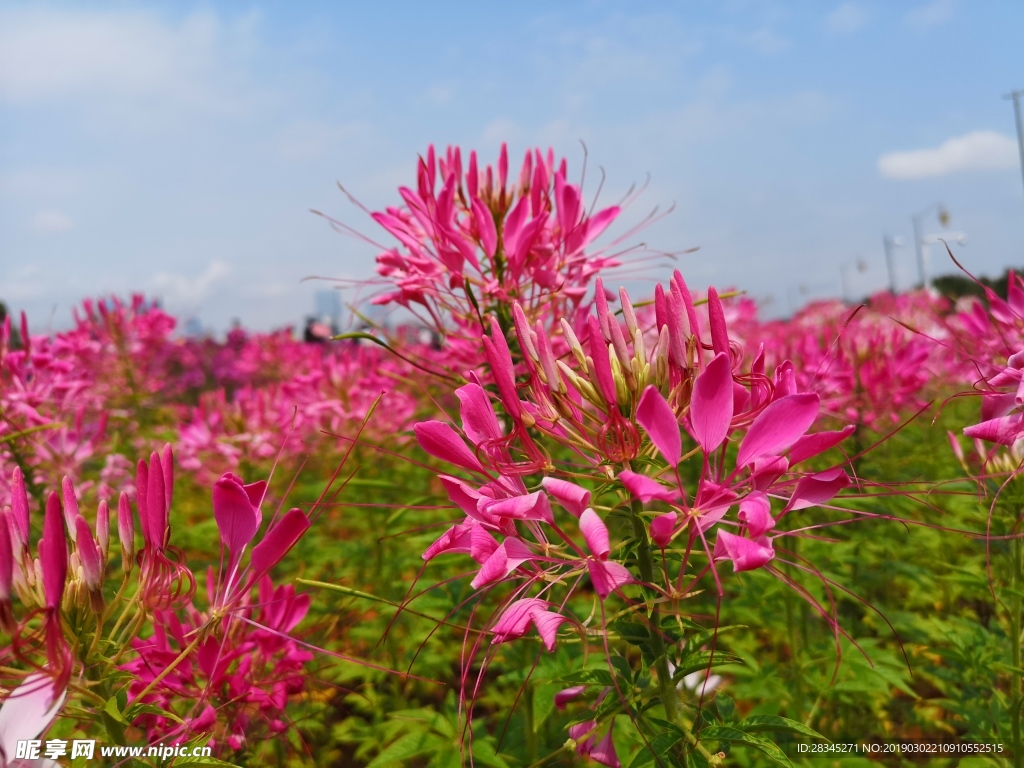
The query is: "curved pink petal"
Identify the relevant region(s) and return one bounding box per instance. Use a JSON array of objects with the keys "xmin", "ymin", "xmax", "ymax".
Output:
[
  {"xmin": 713, "ymin": 530, "xmax": 774, "ymax": 572},
  {"xmin": 785, "ymin": 468, "xmax": 850, "ymax": 512},
  {"xmin": 737, "ymin": 393, "xmax": 820, "ymax": 467},
  {"xmin": 0, "ymin": 674, "xmax": 66, "ymax": 756},
  {"xmin": 75, "ymin": 517, "xmax": 102, "ymax": 590},
  {"xmin": 40, "ymin": 493, "xmax": 68, "ymax": 611},
  {"xmin": 530, "ymin": 608, "xmax": 568, "ymax": 651},
  {"xmin": 636, "ymin": 386, "xmax": 681, "ymax": 466},
  {"xmin": 587, "ymin": 559, "xmax": 633, "ymax": 598},
  {"xmin": 706, "ymin": 286, "xmax": 729, "ymax": 357},
  {"xmin": 249, "ymin": 508, "xmax": 309, "ymax": 583},
  {"xmin": 618, "ymin": 471, "xmax": 679, "ymax": 503},
  {"xmin": 690, "ymin": 352, "xmax": 734, "ymax": 453},
  {"xmin": 213, "ymin": 477, "xmax": 262, "ymax": 554},
  {"xmin": 554, "ymin": 686, "xmax": 587, "ymax": 710},
  {"xmin": 650, "ymin": 512, "xmax": 677, "ymax": 547},
  {"xmin": 456, "ymin": 384, "xmax": 504, "ymax": 447},
  {"xmin": 589, "ymin": 724, "xmax": 621, "ymax": 768},
  {"xmin": 541, "ymin": 478, "xmax": 591, "ymax": 518},
  {"xmin": 483, "ymin": 492, "xmax": 553, "ymax": 522},
  {"xmin": 414, "ymin": 421, "xmax": 485, "ymax": 473},
  {"xmin": 738, "ymin": 493, "xmax": 774, "ymax": 537},
  {"xmin": 580, "ymin": 509, "xmax": 610, "ymax": 560},
  {"xmin": 789, "ymin": 425, "xmax": 855, "ymax": 466},
  {"xmin": 964, "ymin": 413, "xmax": 1024, "ymax": 445}
]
